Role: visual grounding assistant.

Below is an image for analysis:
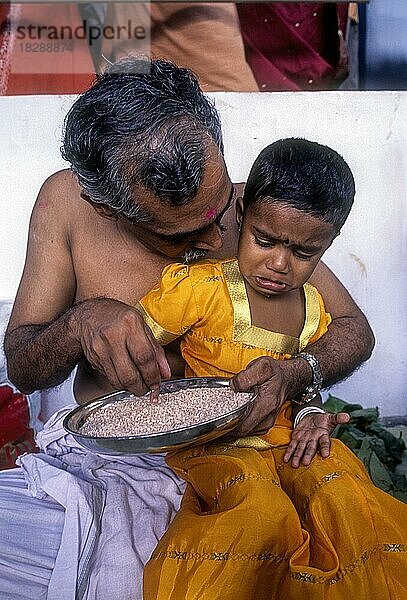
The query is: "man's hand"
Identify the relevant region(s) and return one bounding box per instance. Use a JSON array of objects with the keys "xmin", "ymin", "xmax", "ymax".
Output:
[
  {"xmin": 230, "ymin": 356, "xmax": 291, "ymax": 437},
  {"xmin": 284, "ymin": 411, "xmax": 350, "ymax": 468},
  {"xmin": 72, "ymin": 297, "xmax": 171, "ymax": 395}
]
